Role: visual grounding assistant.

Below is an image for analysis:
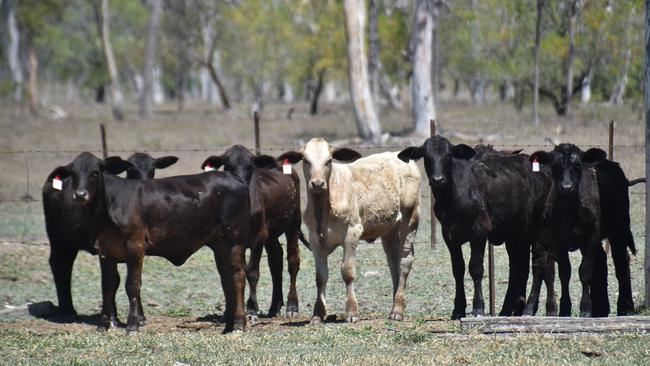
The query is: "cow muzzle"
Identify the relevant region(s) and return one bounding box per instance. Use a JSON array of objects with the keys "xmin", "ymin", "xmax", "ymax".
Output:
[
  {"xmin": 309, "ymin": 179, "xmax": 327, "ymax": 193},
  {"xmin": 429, "ymin": 175, "xmax": 446, "ymax": 187},
  {"xmin": 73, "ymin": 190, "xmax": 89, "ymax": 202}
]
